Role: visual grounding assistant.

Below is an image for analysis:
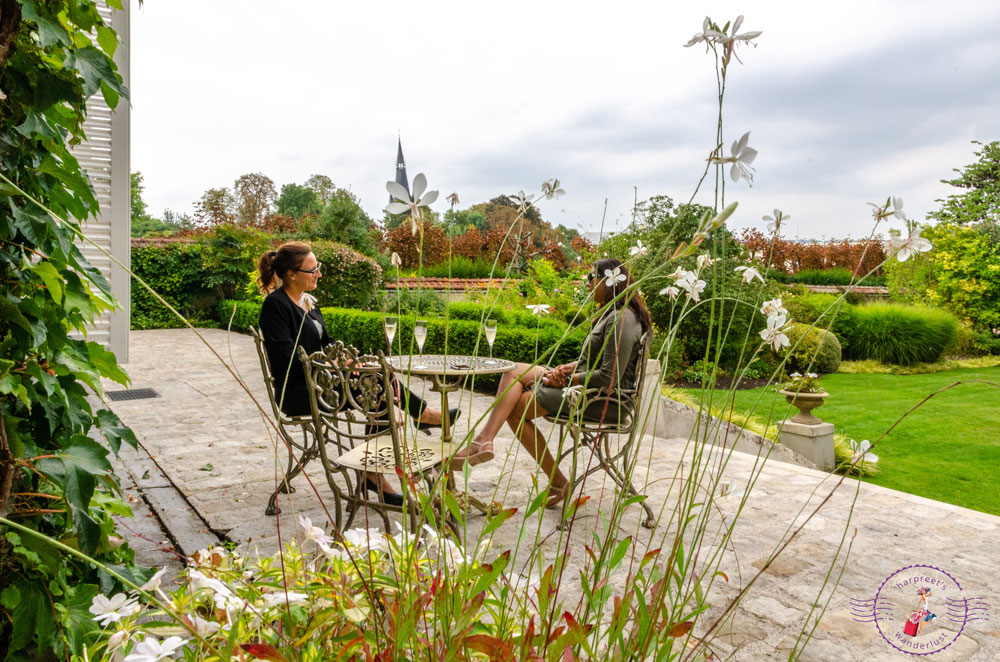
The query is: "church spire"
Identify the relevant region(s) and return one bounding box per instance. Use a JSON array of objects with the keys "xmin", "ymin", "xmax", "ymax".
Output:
[{"xmin": 393, "ymin": 136, "xmax": 410, "ymax": 202}]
